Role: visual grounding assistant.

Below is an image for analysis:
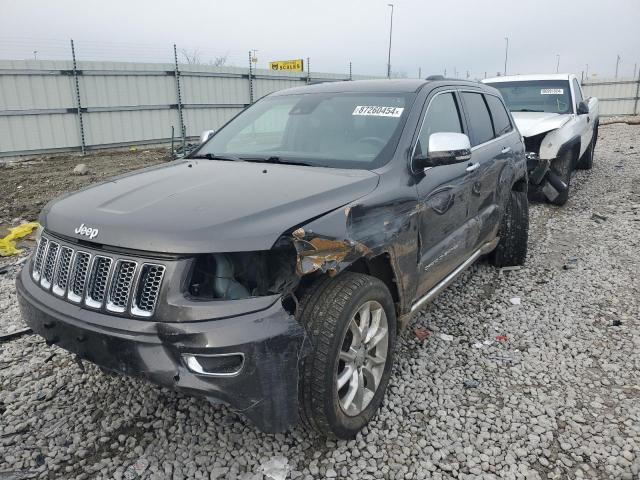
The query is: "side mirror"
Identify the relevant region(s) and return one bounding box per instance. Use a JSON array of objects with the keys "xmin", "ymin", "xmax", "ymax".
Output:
[
  {"xmin": 577, "ymin": 101, "xmax": 589, "ymax": 115},
  {"xmin": 412, "ymin": 132, "xmax": 472, "ymax": 171},
  {"xmin": 200, "ymin": 129, "xmax": 215, "ymax": 144}
]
